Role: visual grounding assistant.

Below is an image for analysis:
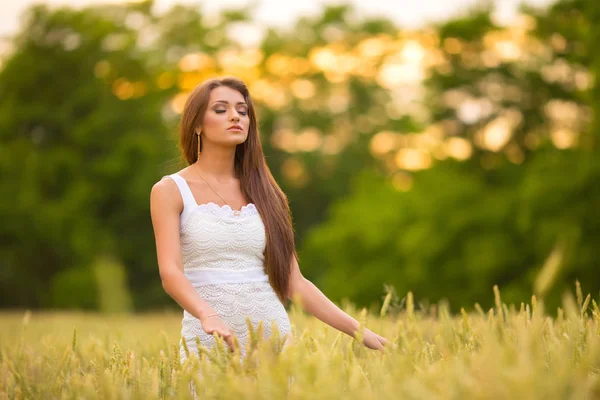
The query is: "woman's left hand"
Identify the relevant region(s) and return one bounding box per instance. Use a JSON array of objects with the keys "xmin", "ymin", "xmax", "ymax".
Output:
[{"xmin": 361, "ymin": 327, "xmax": 390, "ymax": 351}]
